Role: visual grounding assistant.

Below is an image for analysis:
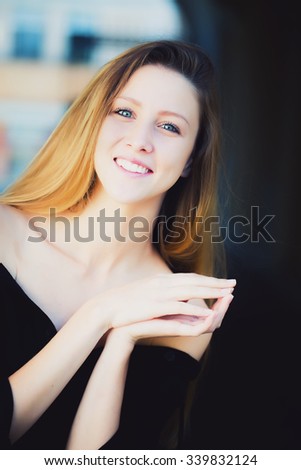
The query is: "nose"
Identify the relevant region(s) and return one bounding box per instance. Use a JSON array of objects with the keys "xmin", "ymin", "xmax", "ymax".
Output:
[{"xmin": 125, "ymin": 122, "xmax": 154, "ymax": 153}]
